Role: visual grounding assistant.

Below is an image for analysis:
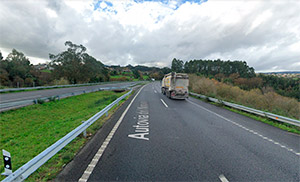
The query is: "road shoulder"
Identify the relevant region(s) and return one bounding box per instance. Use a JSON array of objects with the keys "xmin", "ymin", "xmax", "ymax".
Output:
[{"xmin": 55, "ymin": 86, "xmax": 142, "ymax": 182}]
